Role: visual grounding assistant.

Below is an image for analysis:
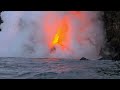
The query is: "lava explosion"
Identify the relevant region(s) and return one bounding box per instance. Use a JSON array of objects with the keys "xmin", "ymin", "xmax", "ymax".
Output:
[
  {"xmin": 0, "ymin": 11, "xmax": 104, "ymax": 59},
  {"xmin": 50, "ymin": 15, "xmax": 69, "ymax": 53}
]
